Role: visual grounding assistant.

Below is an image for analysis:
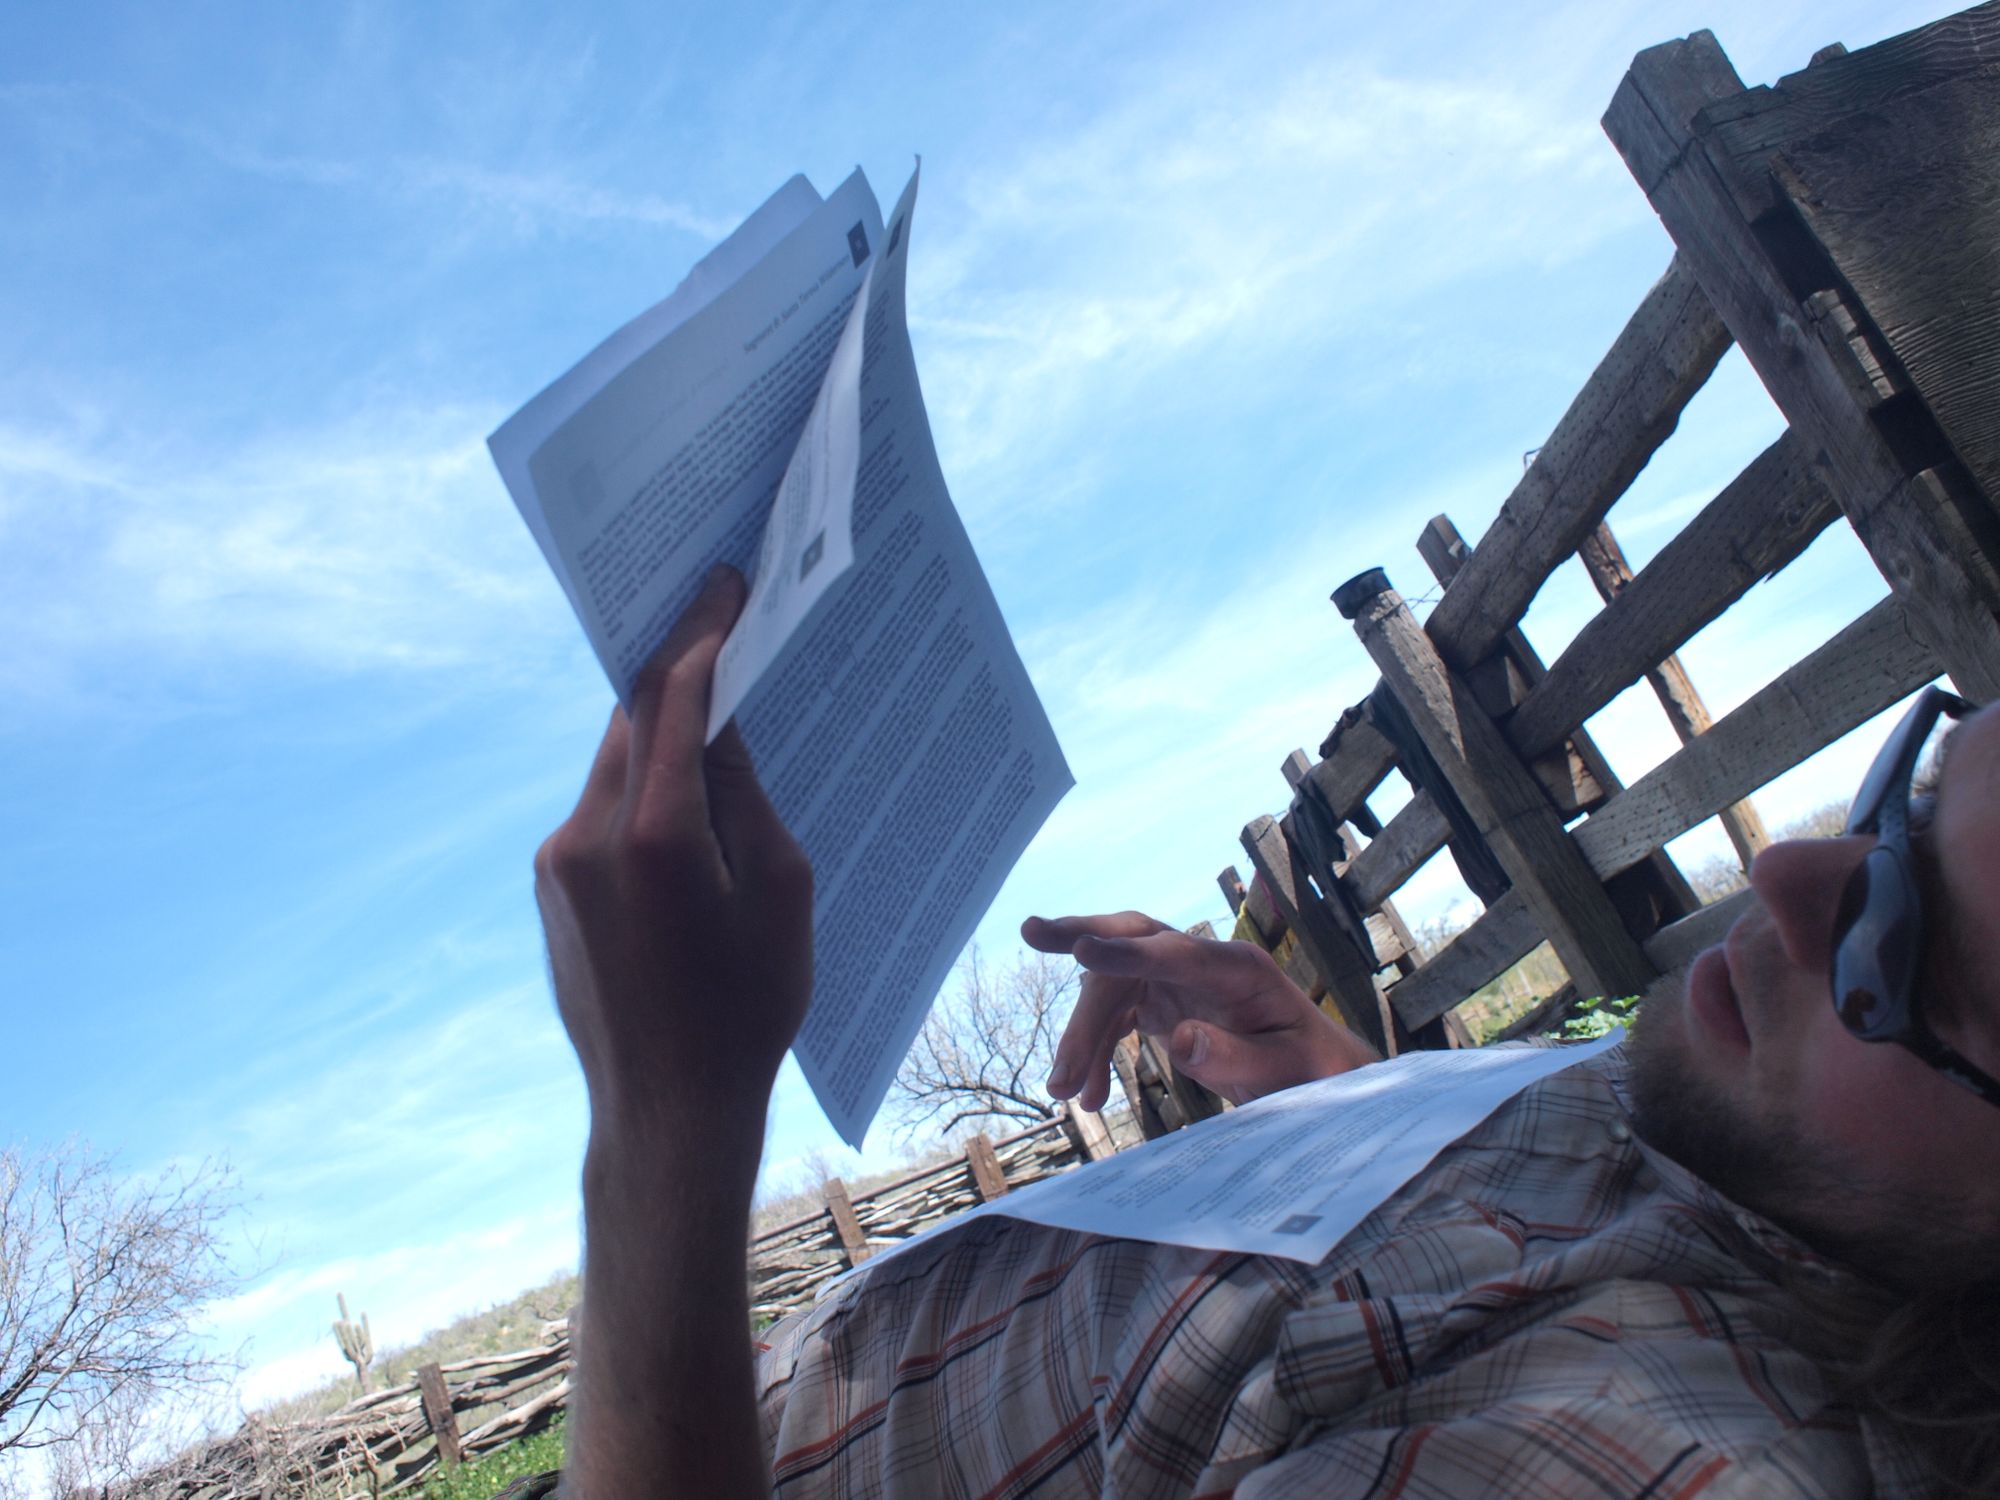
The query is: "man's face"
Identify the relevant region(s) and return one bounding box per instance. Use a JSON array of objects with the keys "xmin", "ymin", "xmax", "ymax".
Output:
[{"xmin": 1627, "ymin": 699, "xmax": 2000, "ymax": 1288}]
